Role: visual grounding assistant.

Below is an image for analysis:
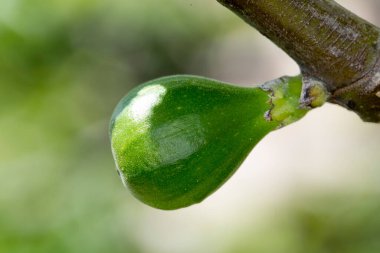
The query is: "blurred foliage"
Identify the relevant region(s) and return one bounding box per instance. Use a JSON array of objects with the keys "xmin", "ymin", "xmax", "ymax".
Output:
[
  {"xmin": 1, "ymin": 0, "xmax": 379, "ymax": 252},
  {"xmin": 226, "ymin": 192, "xmax": 380, "ymax": 253}
]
